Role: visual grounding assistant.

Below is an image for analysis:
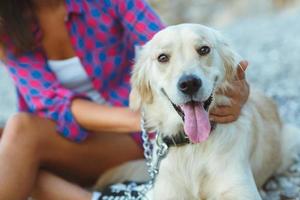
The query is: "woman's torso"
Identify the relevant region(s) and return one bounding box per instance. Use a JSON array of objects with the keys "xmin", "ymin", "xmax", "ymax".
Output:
[{"xmin": 37, "ymin": 3, "xmax": 106, "ymax": 104}]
